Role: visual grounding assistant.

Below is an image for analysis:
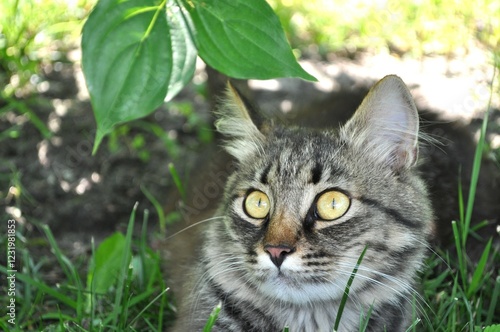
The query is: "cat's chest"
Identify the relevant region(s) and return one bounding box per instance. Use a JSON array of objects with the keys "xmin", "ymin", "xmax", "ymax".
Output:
[
  {"xmin": 213, "ymin": 277, "xmax": 356, "ymax": 332},
  {"xmin": 273, "ymin": 305, "xmax": 345, "ymax": 332}
]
